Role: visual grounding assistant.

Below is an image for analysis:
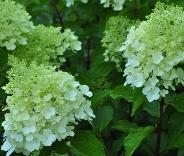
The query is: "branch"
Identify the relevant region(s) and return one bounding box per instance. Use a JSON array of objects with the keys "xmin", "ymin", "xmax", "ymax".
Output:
[
  {"xmin": 155, "ymin": 97, "xmax": 164, "ymax": 156},
  {"xmin": 50, "ymin": 0, "xmax": 65, "ymax": 32},
  {"xmin": 86, "ymin": 39, "xmax": 91, "ymax": 69}
]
